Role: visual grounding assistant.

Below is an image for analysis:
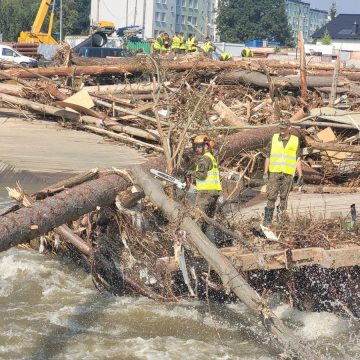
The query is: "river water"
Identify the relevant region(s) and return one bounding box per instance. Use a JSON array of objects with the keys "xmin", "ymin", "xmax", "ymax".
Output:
[{"xmin": 0, "ymin": 190, "xmax": 359, "ymax": 360}]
